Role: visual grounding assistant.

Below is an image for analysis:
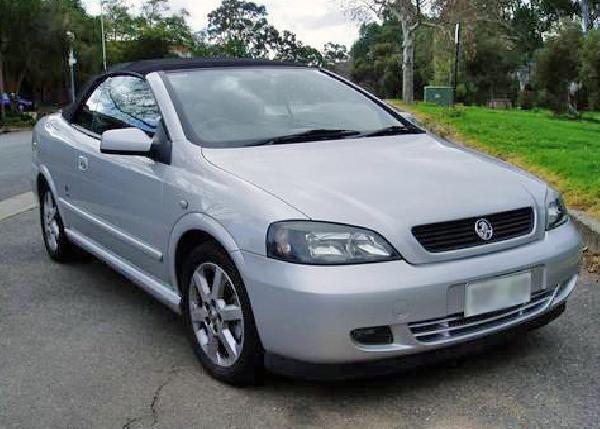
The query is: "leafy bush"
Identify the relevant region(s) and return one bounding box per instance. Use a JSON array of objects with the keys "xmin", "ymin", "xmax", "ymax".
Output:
[{"xmin": 0, "ymin": 113, "xmax": 36, "ymax": 128}]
